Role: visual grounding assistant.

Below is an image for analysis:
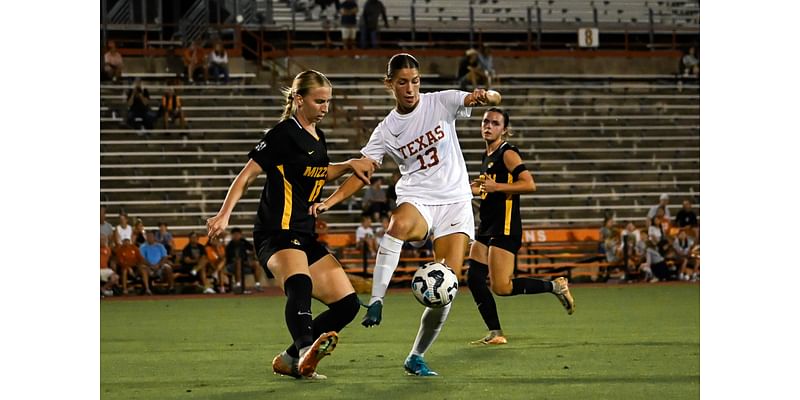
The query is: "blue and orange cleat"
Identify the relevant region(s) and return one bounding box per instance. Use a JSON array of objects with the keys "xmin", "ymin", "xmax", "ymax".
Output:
[{"xmin": 404, "ymin": 354, "xmax": 439, "ymax": 376}]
